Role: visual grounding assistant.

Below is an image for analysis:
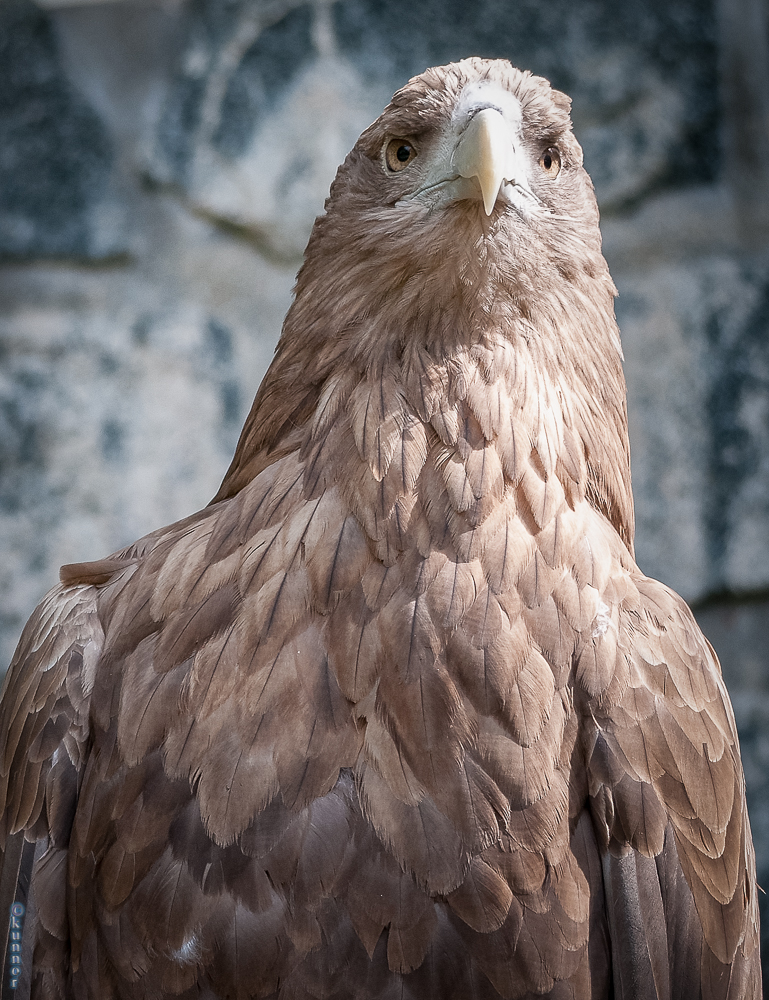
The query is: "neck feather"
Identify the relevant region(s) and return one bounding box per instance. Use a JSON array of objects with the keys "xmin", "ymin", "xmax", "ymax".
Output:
[{"xmin": 214, "ymin": 207, "xmax": 634, "ymax": 555}]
